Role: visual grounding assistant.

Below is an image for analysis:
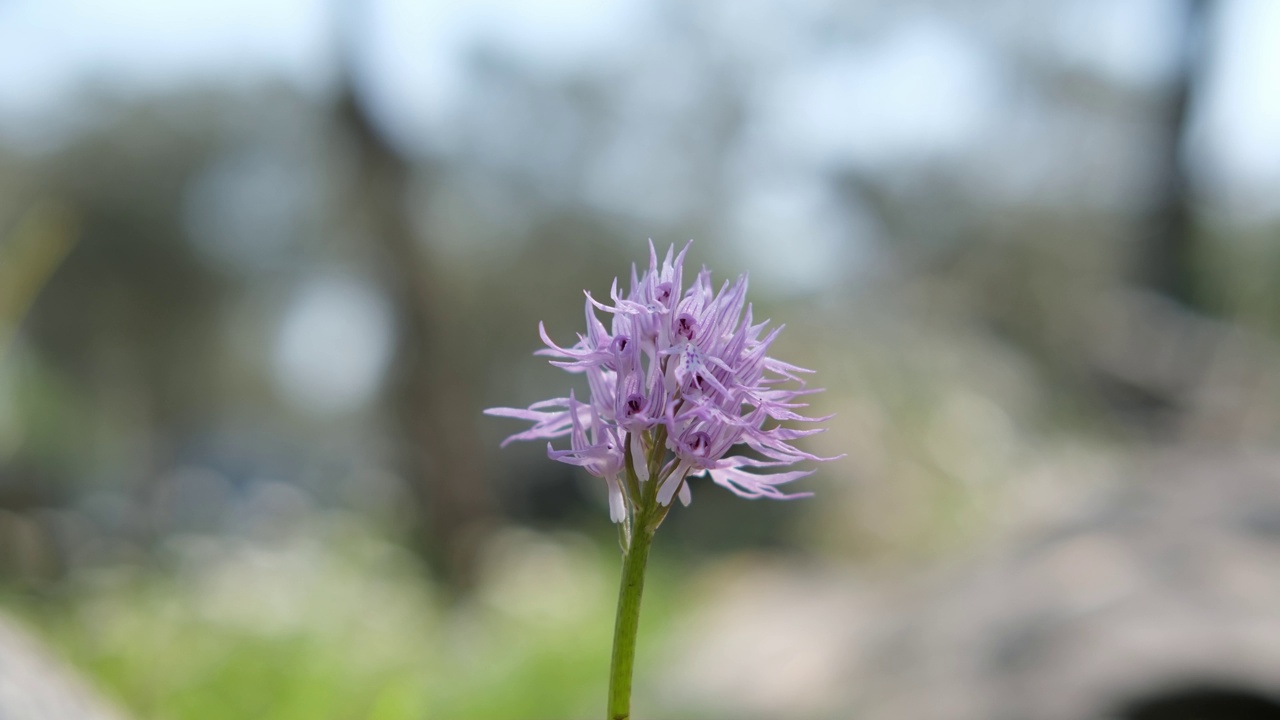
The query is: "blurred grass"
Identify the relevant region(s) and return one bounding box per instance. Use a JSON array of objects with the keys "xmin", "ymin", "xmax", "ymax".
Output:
[{"xmin": 3, "ymin": 516, "xmax": 680, "ymax": 720}]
